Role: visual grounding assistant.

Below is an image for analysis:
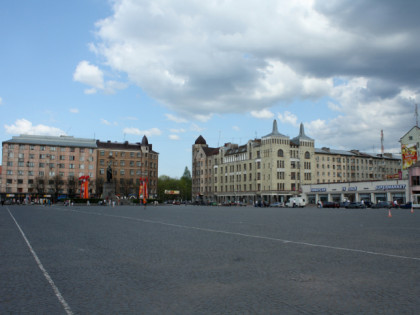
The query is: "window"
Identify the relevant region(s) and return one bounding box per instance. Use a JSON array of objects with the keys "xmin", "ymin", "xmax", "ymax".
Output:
[
  {"xmin": 50, "ymin": 146, "xmax": 56, "ymax": 151},
  {"xmin": 277, "ymin": 149, "xmax": 284, "ymax": 157},
  {"xmin": 7, "ymin": 170, "xmax": 13, "ymax": 175},
  {"xmin": 100, "ymin": 151, "xmax": 105, "ymax": 156},
  {"xmin": 305, "ymin": 151, "xmax": 310, "ymax": 159}
]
